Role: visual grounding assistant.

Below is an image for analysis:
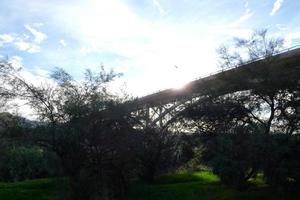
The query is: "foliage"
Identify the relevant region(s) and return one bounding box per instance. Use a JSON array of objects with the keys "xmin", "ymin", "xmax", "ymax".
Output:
[
  {"xmin": 59, "ymin": 104, "xmax": 137, "ymax": 200},
  {"xmin": 0, "ymin": 112, "xmax": 61, "ymax": 182},
  {"xmin": 179, "ymin": 40, "xmax": 300, "ymax": 189},
  {"xmin": 174, "ymin": 29, "xmax": 300, "ymax": 190},
  {"xmin": 261, "ymin": 134, "xmax": 300, "ymax": 188},
  {"xmin": 217, "ymin": 29, "xmax": 284, "ymax": 70},
  {"xmin": 199, "ymin": 133, "xmax": 258, "ymax": 189},
  {"xmin": 0, "ymin": 61, "xmax": 134, "ymax": 199},
  {"xmin": 0, "ymin": 146, "xmax": 61, "ymax": 182},
  {"xmin": 0, "ymin": 112, "xmax": 25, "ymax": 139},
  {"xmin": 1, "ymin": 28, "xmax": 300, "ymax": 199},
  {"xmin": 178, "ymin": 94, "xmax": 261, "ymax": 189},
  {"xmin": 135, "ymin": 127, "xmax": 182, "ymax": 182}
]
